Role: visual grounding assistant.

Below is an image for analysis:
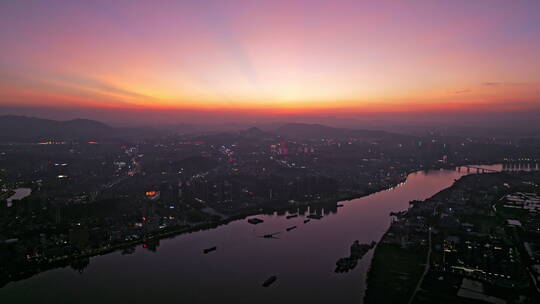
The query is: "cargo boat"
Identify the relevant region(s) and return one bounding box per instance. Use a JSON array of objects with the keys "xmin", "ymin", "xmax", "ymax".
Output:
[
  {"xmin": 247, "ymin": 218, "xmax": 264, "ymax": 225},
  {"xmin": 203, "ymin": 246, "xmax": 217, "ymax": 254},
  {"xmin": 262, "ymin": 275, "xmax": 277, "ymax": 287}
]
